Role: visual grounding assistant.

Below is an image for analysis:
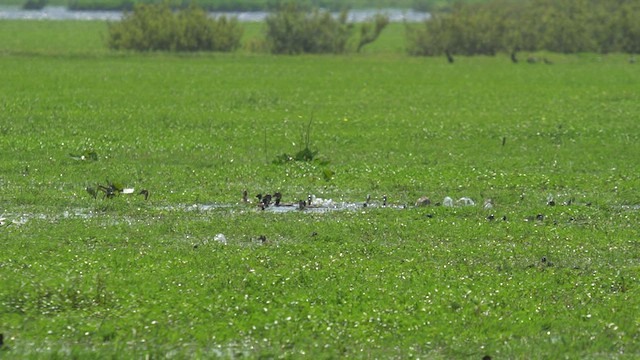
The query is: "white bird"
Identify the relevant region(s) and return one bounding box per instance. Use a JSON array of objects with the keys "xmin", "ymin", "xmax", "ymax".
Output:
[
  {"xmin": 457, "ymin": 197, "xmax": 475, "ymax": 206},
  {"xmin": 443, "ymin": 197, "xmax": 454, "ymax": 207}
]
